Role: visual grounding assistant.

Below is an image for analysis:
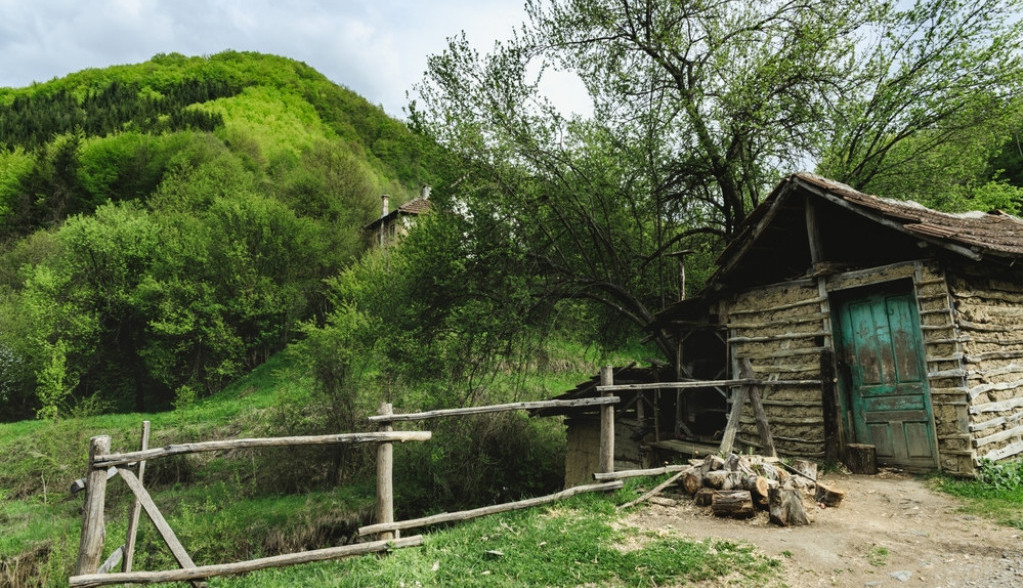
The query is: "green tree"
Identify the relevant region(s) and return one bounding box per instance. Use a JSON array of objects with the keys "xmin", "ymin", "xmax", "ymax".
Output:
[{"xmin": 411, "ymin": 0, "xmax": 1023, "ymax": 368}]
